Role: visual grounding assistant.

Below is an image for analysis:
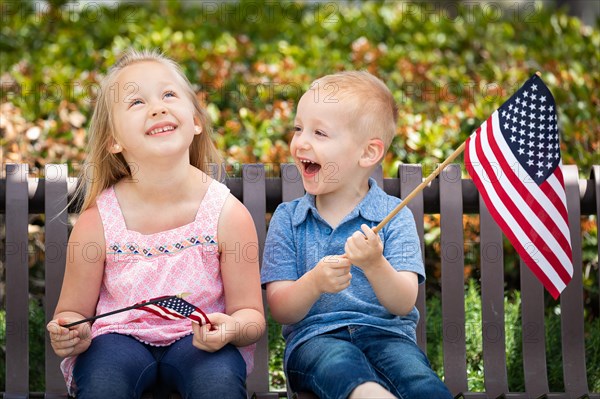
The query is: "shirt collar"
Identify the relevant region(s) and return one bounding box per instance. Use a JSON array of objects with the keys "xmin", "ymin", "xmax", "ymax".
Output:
[{"xmin": 292, "ymin": 178, "xmax": 389, "ymax": 227}]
